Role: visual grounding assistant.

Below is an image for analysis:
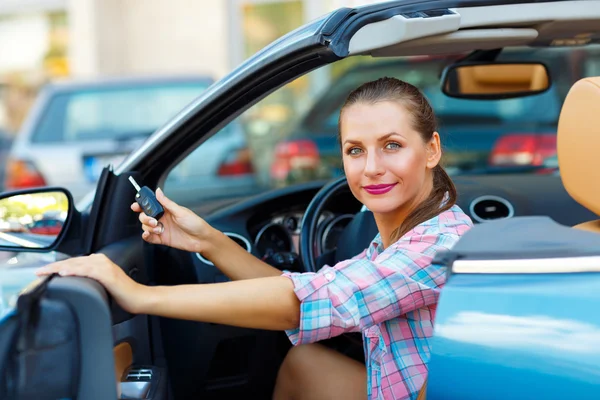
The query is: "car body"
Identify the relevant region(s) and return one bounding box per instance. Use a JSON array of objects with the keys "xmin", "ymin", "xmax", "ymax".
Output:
[
  {"xmin": 2, "ymin": 1, "xmax": 600, "ymax": 399},
  {"xmin": 7, "ymin": 75, "xmax": 257, "ymax": 202},
  {"xmin": 27, "ymin": 218, "xmax": 63, "ymax": 235}
]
